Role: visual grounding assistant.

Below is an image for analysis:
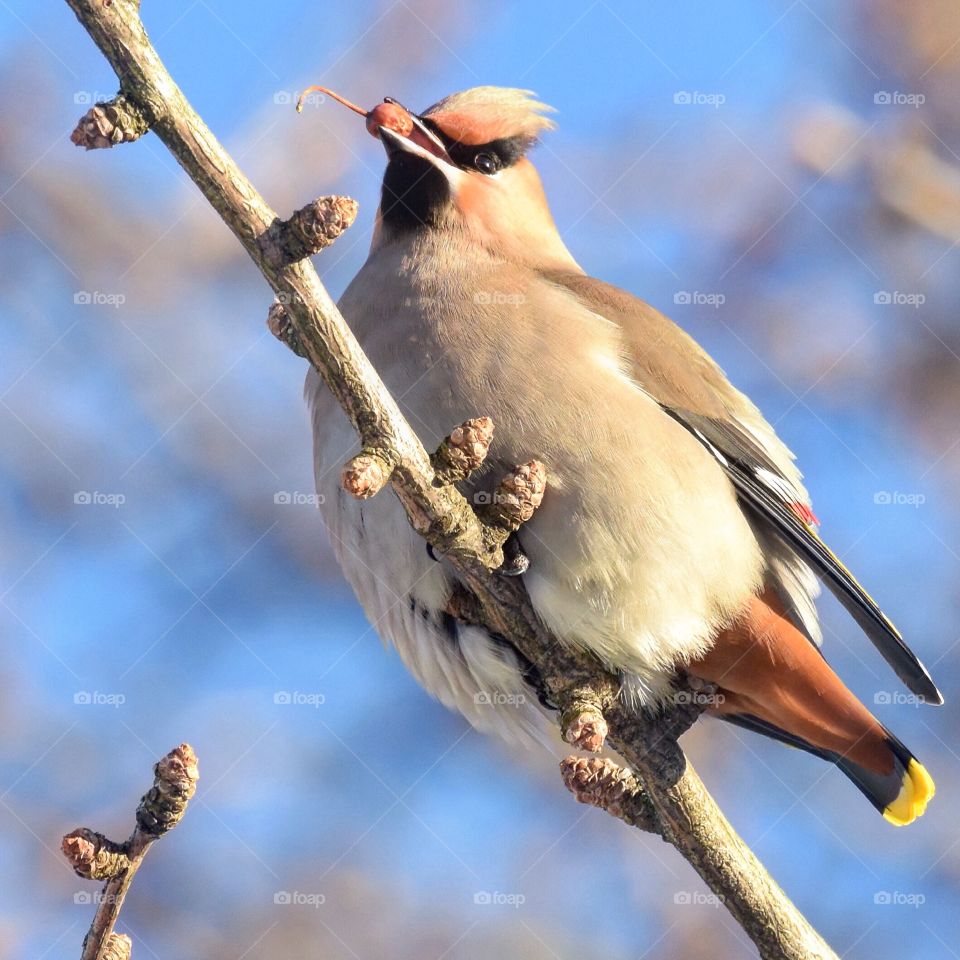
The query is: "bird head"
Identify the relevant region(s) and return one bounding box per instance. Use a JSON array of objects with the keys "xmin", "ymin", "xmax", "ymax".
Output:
[{"xmin": 299, "ymin": 85, "xmax": 577, "ymax": 269}]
